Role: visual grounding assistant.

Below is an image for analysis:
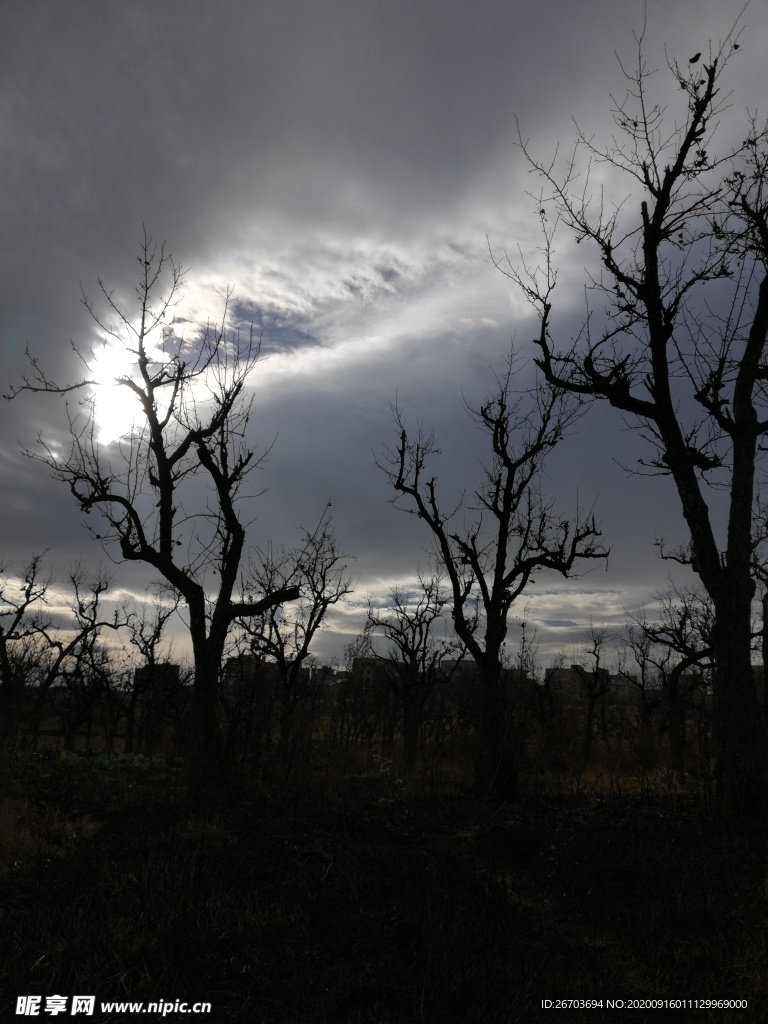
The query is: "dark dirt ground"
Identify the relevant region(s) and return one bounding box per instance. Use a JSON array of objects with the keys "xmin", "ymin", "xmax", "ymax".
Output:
[{"xmin": 1, "ymin": 758, "xmax": 766, "ymax": 1023}]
